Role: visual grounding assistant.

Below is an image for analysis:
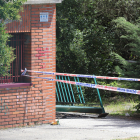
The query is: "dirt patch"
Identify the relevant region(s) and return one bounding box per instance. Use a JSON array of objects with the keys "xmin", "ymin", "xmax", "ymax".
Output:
[{"xmin": 56, "ymin": 112, "xmax": 140, "ymax": 121}]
